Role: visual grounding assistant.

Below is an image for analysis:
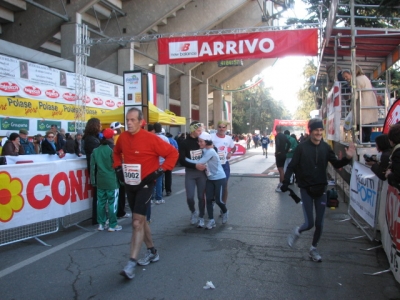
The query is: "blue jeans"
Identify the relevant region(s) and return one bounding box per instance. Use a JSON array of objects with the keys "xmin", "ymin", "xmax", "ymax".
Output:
[
  {"xmin": 153, "ymin": 174, "xmax": 164, "ymax": 200},
  {"xmin": 299, "ymin": 187, "xmax": 327, "ymax": 247}
]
